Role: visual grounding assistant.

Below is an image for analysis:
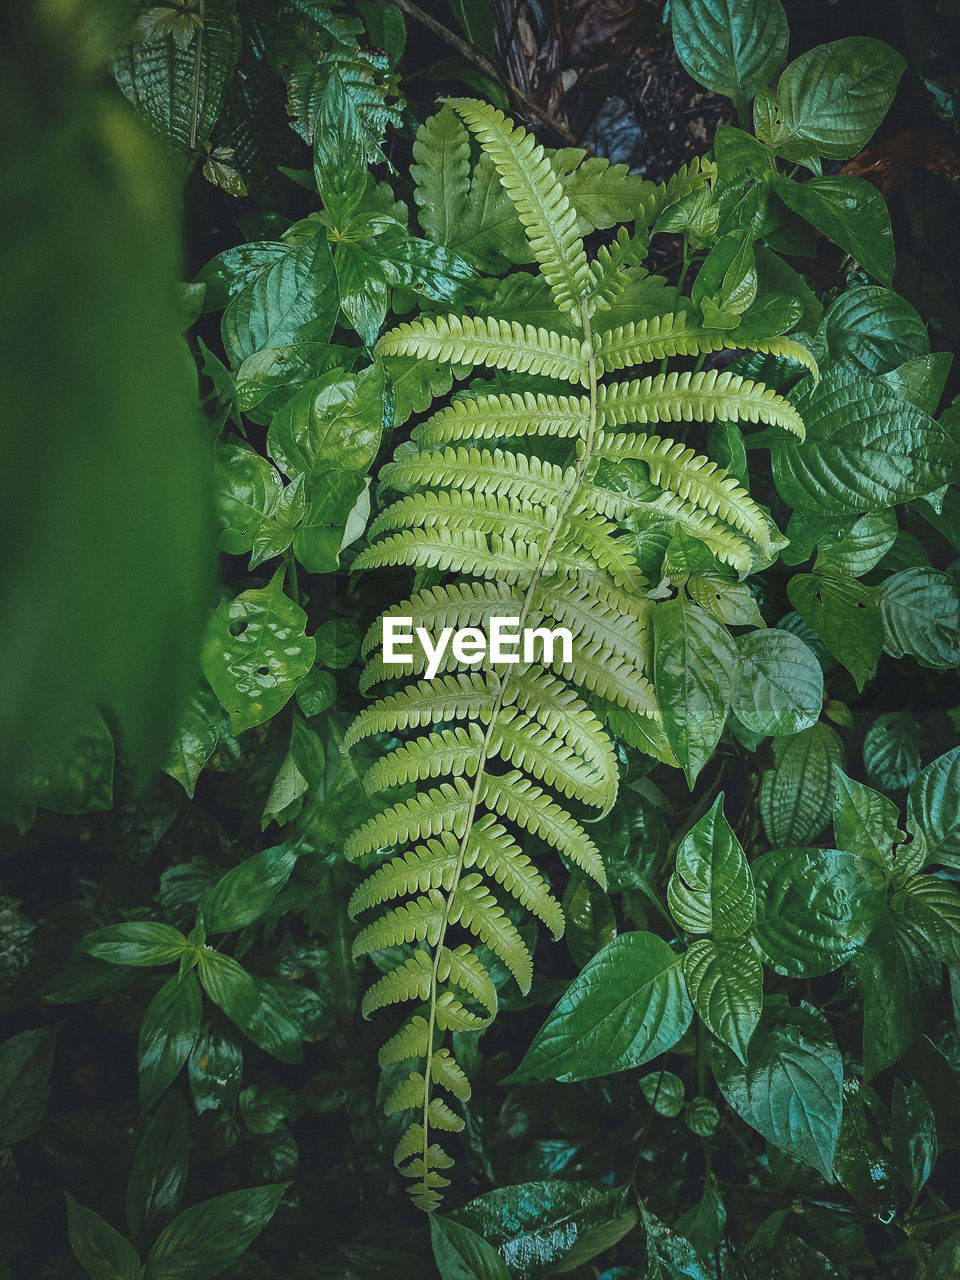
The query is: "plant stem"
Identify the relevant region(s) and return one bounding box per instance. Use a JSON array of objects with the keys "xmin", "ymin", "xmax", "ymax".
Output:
[
  {"xmin": 190, "ymin": 0, "xmax": 205, "ymax": 152},
  {"xmin": 416, "ymin": 301, "xmax": 600, "ymax": 1203}
]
